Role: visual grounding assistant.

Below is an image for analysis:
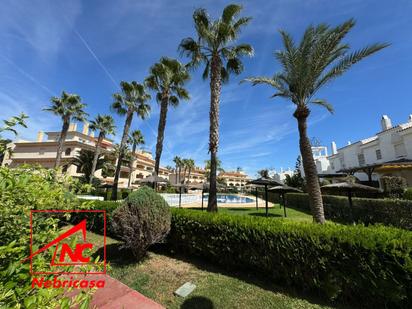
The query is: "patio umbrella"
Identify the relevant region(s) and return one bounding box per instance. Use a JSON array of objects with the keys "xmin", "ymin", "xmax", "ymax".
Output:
[
  {"xmin": 139, "ymin": 174, "xmax": 169, "ymax": 190},
  {"xmin": 247, "ymin": 177, "xmax": 283, "ymax": 217},
  {"xmin": 268, "ymin": 185, "xmax": 302, "ymax": 217},
  {"xmin": 186, "ymin": 183, "xmax": 206, "ymax": 210},
  {"xmin": 321, "ymin": 182, "xmax": 381, "ymax": 223}
]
